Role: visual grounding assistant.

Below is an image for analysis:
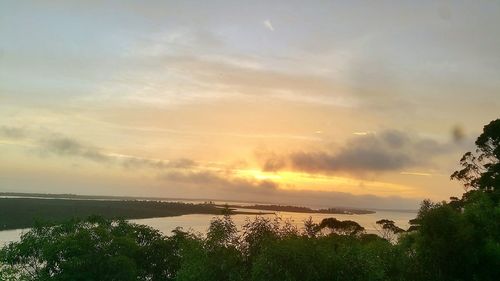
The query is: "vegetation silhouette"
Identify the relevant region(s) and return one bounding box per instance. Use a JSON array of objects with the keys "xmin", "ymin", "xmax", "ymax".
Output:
[
  {"xmin": 0, "ymin": 199, "xmax": 268, "ymax": 231},
  {"xmin": 1, "ymin": 119, "xmax": 499, "ymax": 280}
]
